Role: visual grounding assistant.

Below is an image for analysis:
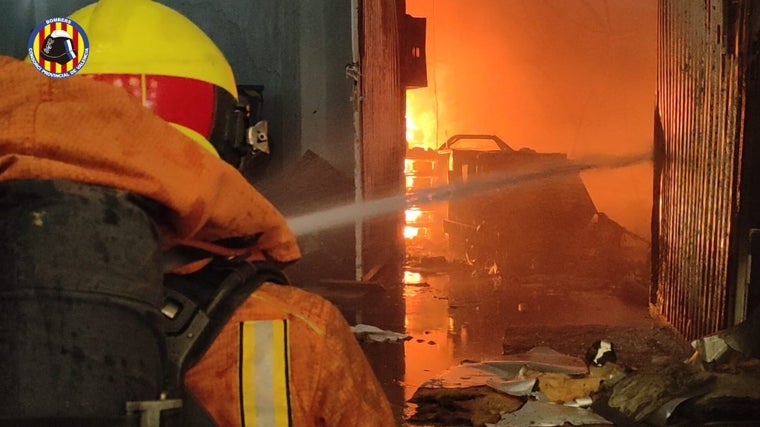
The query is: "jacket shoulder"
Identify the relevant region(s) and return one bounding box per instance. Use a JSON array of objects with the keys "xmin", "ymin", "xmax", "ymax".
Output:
[{"xmin": 235, "ymin": 282, "xmax": 346, "ymax": 336}]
